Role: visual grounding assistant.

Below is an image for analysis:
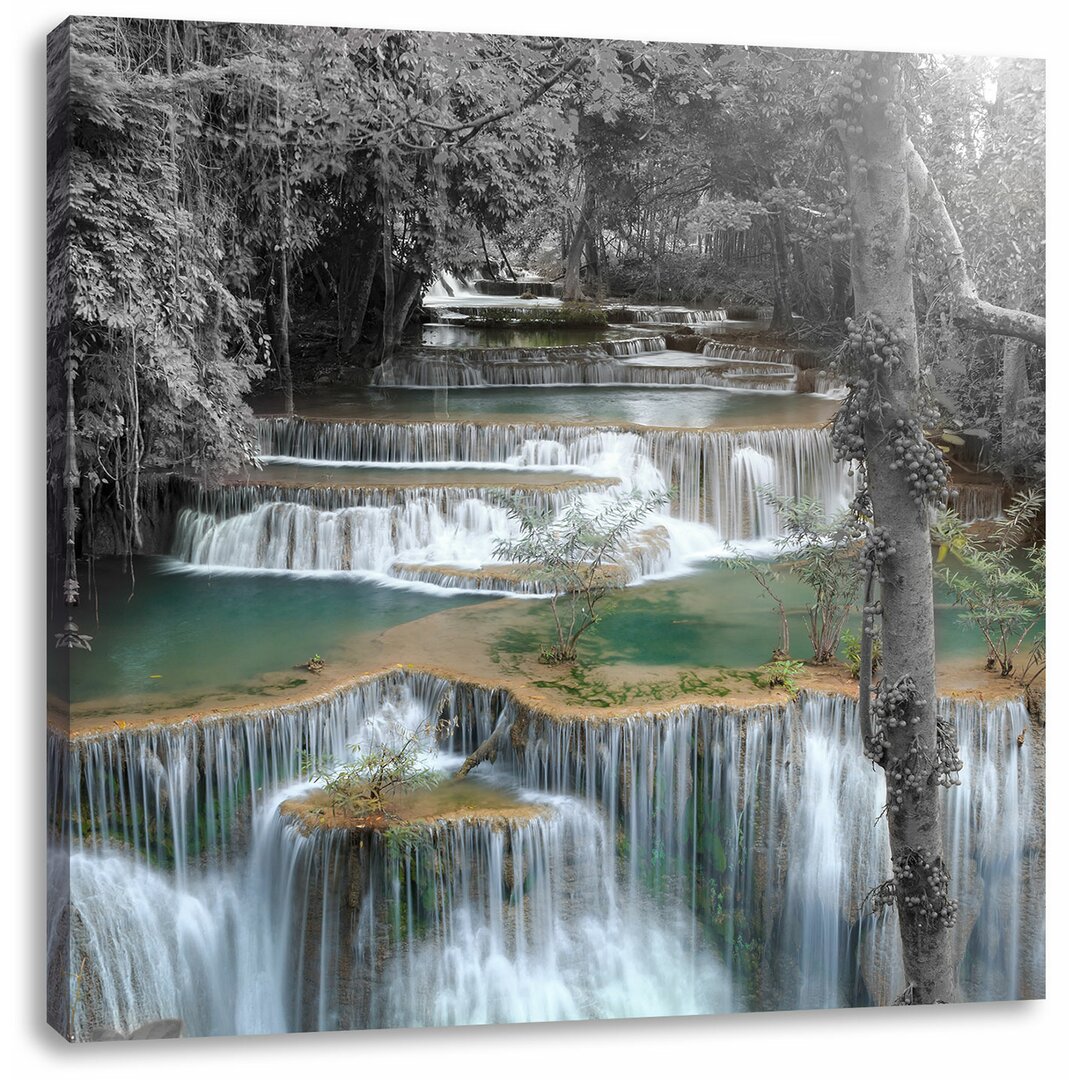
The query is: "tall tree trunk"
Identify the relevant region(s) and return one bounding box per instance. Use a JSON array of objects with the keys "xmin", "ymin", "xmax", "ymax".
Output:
[
  {"xmin": 843, "ymin": 53, "xmax": 954, "ymax": 1004},
  {"xmin": 275, "ymin": 93, "xmax": 294, "ymax": 416},
  {"xmin": 1001, "ymin": 336, "xmax": 1030, "ymax": 481},
  {"xmin": 767, "ymin": 209, "xmax": 794, "ymax": 332},
  {"xmin": 496, "ymin": 238, "xmax": 517, "ymax": 282},
  {"xmin": 478, "ymin": 227, "xmax": 497, "ymax": 280},
  {"xmin": 830, "ymin": 249, "xmax": 852, "ymax": 322},
  {"xmin": 337, "ymin": 212, "xmax": 382, "ymax": 357},
  {"xmin": 564, "ymin": 187, "xmax": 593, "ymax": 301},
  {"xmin": 390, "ymin": 269, "xmax": 425, "ymax": 350},
  {"xmin": 273, "ymin": 245, "xmax": 294, "ymax": 415}
]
